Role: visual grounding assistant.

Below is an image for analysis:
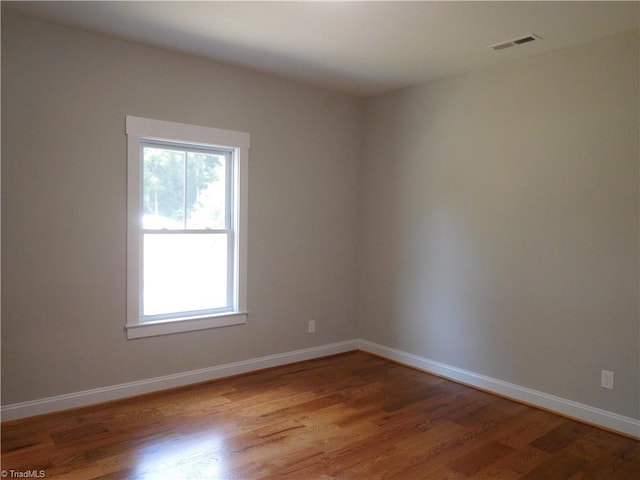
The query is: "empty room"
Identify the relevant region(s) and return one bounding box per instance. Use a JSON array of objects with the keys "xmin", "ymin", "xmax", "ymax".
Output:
[{"xmin": 1, "ymin": 1, "xmax": 638, "ymax": 479}]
